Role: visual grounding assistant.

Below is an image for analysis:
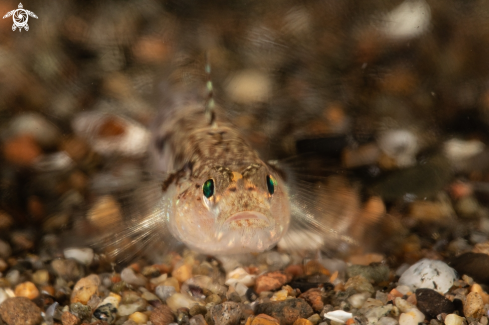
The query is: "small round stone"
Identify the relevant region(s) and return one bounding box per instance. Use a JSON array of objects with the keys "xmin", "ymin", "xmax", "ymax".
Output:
[
  {"xmin": 14, "ymin": 281, "xmax": 40, "ymax": 300},
  {"xmin": 0, "ymin": 297, "xmax": 42, "ymax": 325},
  {"xmin": 128, "ymin": 311, "xmax": 148, "ymax": 324}
]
